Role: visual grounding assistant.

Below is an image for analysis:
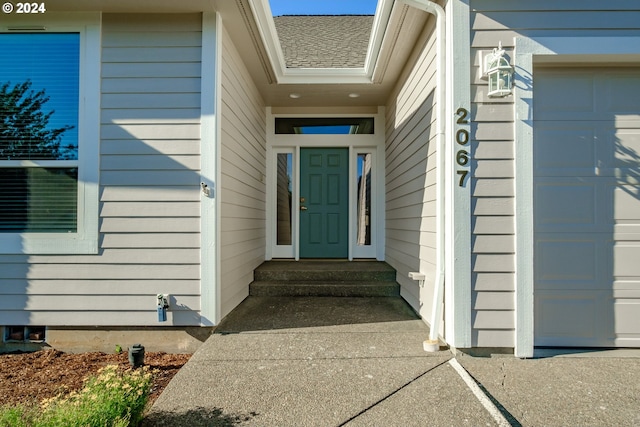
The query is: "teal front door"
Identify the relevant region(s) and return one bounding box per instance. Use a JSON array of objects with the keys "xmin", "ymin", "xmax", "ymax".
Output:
[{"xmin": 300, "ymin": 148, "xmax": 349, "ymax": 258}]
